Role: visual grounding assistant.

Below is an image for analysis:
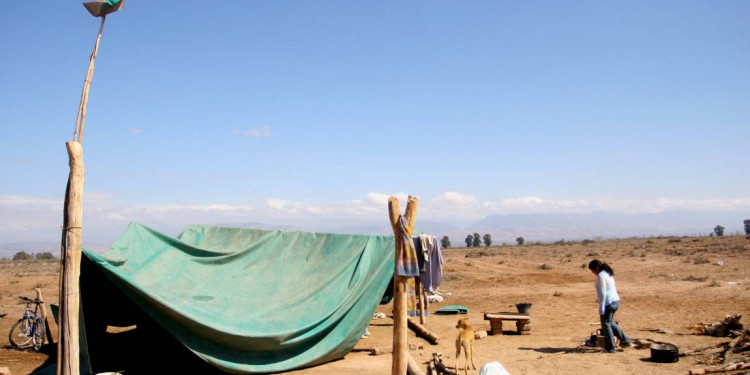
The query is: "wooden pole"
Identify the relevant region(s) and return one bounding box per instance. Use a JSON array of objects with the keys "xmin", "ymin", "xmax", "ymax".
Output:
[
  {"xmin": 57, "ymin": 141, "xmax": 84, "ymax": 375},
  {"xmin": 389, "ymin": 196, "xmax": 418, "ymax": 375},
  {"xmin": 407, "ymin": 318, "xmax": 439, "ymax": 345},
  {"xmin": 35, "ymin": 288, "xmax": 55, "ymax": 345},
  {"xmin": 416, "ymin": 277, "xmax": 426, "ymax": 324},
  {"xmin": 74, "ymin": 16, "xmax": 106, "ymax": 143},
  {"xmin": 407, "ymin": 352, "xmax": 427, "ymax": 375}
]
